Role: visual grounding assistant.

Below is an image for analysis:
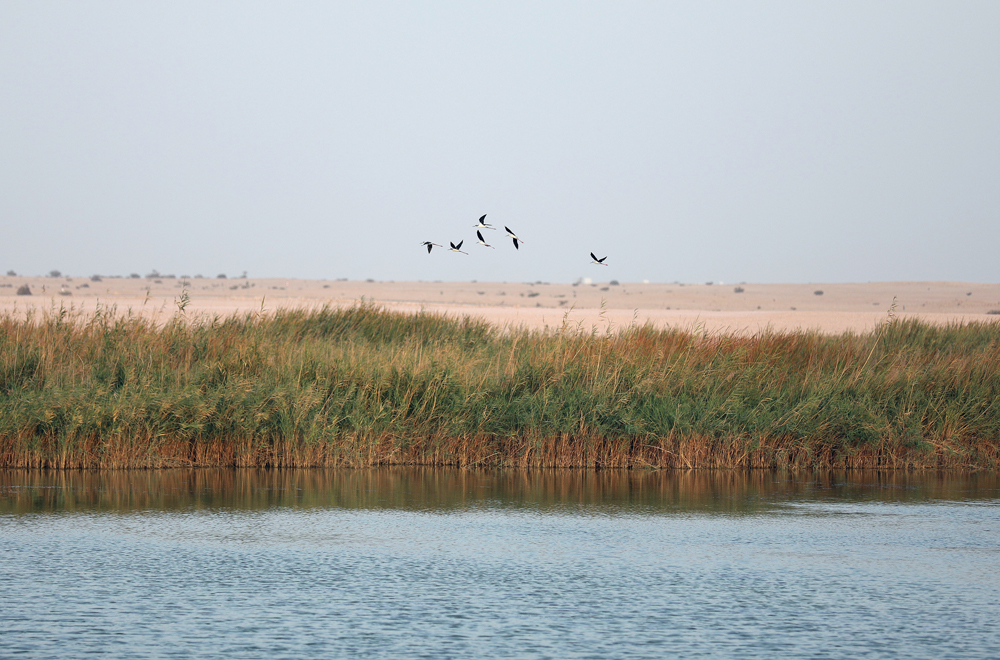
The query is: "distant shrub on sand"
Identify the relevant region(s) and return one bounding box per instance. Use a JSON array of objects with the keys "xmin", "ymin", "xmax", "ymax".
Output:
[
  {"xmin": 815, "ymin": 290, "xmax": 824, "ymax": 296},
  {"xmin": 129, "ymin": 273, "xmax": 140, "ymax": 279},
  {"xmin": 734, "ymin": 287, "xmax": 745, "ymax": 293},
  {"xmin": 6, "ymin": 270, "xmax": 15, "ymax": 276},
  {"xmin": 16, "ymin": 285, "xmax": 31, "ymax": 295},
  {"xmin": 48, "ymin": 270, "xmax": 61, "ymax": 278},
  {"xmin": 90, "ymin": 275, "xmax": 102, "ymax": 282},
  {"xmin": 217, "ymin": 273, "xmax": 227, "ymax": 279}
]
